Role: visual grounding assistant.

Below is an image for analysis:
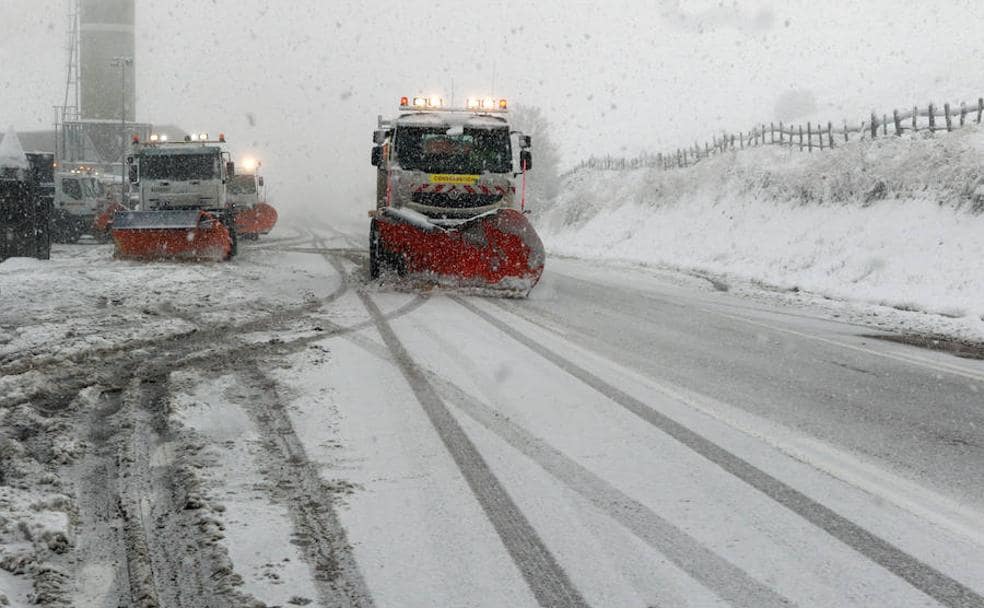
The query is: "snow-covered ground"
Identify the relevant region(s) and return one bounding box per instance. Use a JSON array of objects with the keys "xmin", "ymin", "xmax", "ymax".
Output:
[
  {"xmin": 2, "ymin": 221, "xmax": 984, "ymax": 607},
  {"xmin": 536, "ymin": 126, "xmax": 984, "ymax": 342},
  {"xmin": 0, "ymin": 225, "xmax": 351, "ymax": 607}
]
